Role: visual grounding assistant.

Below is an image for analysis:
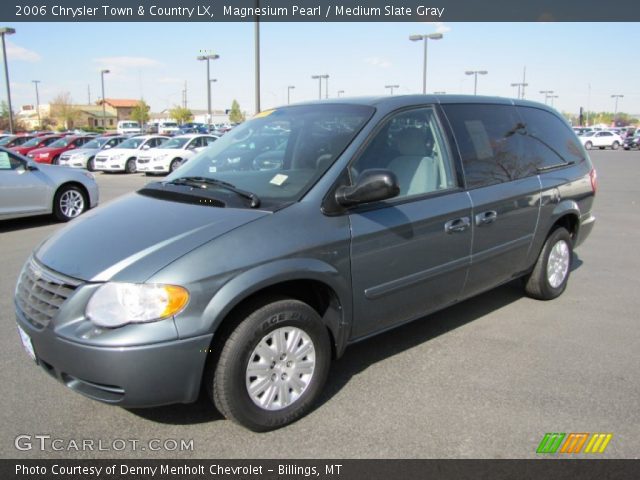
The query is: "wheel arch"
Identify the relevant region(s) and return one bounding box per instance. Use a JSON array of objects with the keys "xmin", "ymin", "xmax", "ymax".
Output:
[{"xmin": 51, "ymin": 181, "xmax": 90, "ymax": 213}]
